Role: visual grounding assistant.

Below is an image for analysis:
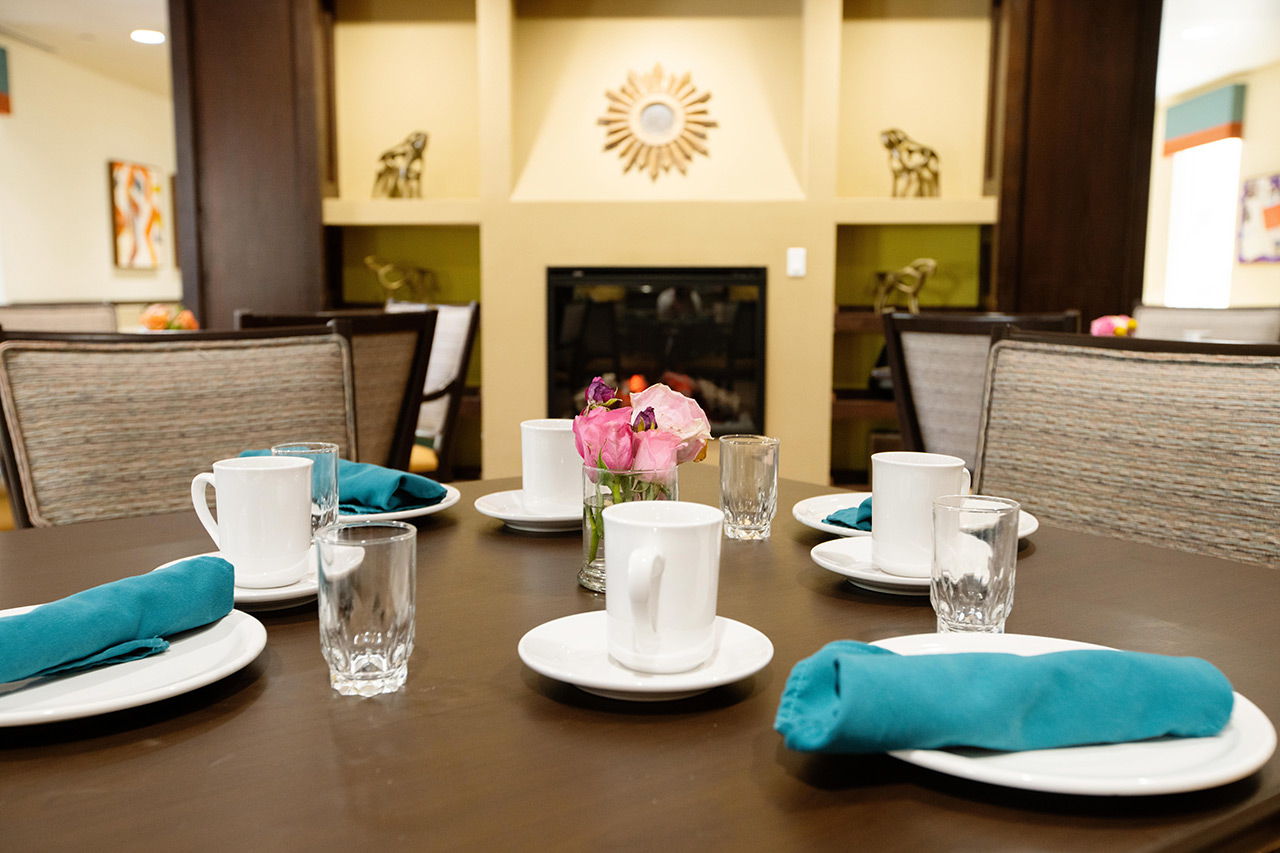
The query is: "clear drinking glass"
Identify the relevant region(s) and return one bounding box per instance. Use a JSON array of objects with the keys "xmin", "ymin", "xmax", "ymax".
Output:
[
  {"xmin": 316, "ymin": 521, "xmax": 417, "ymax": 696},
  {"xmin": 718, "ymin": 435, "xmax": 780, "ymax": 540},
  {"xmin": 272, "ymin": 441, "xmax": 339, "ymax": 531},
  {"xmin": 931, "ymin": 495, "xmax": 1020, "ymax": 634}
]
